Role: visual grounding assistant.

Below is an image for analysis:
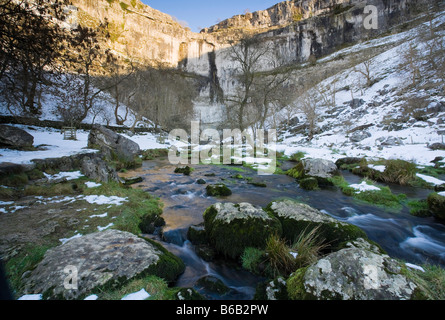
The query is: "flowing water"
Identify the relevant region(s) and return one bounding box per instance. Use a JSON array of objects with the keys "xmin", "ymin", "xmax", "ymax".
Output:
[{"xmin": 121, "ymin": 159, "xmax": 445, "ymax": 300}]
